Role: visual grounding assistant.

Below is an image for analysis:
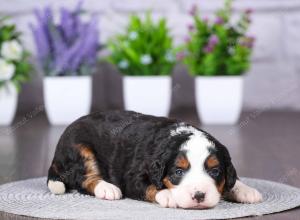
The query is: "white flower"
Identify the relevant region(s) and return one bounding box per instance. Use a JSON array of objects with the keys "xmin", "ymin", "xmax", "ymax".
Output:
[
  {"xmin": 1, "ymin": 40, "xmax": 23, "ymax": 61},
  {"xmin": 140, "ymin": 54, "xmax": 152, "ymax": 65},
  {"xmin": 118, "ymin": 60, "xmax": 129, "ymax": 69},
  {"xmin": 129, "ymin": 31, "xmax": 138, "ymax": 40},
  {"xmin": 0, "ymin": 59, "xmax": 15, "ymax": 81},
  {"xmin": 165, "ymin": 51, "xmax": 175, "ymax": 62},
  {"xmin": 228, "ymin": 47, "xmax": 235, "ymax": 55}
]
